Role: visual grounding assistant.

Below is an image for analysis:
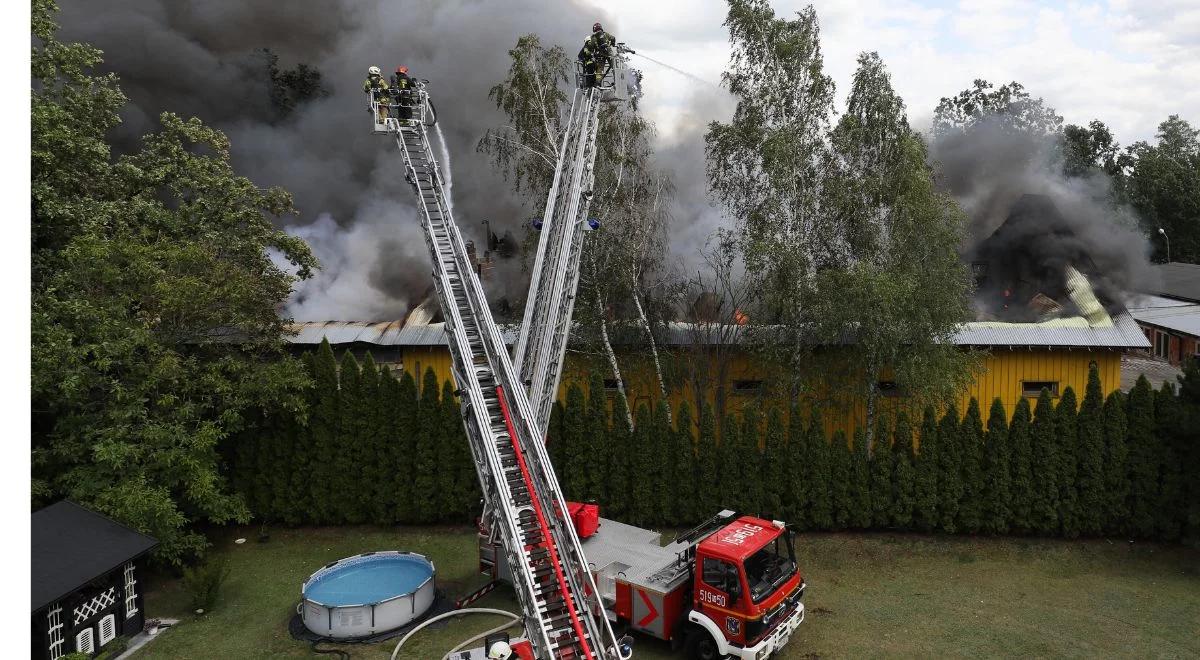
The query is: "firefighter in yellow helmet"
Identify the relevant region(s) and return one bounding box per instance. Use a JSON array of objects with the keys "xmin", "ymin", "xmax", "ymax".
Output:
[
  {"xmin": 578, "ymin": 22, "xmax": 617, "ymax": 88},
  {"xmin": 363, "ymin": 65, "xmax": 389, "ymax": 122}
]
